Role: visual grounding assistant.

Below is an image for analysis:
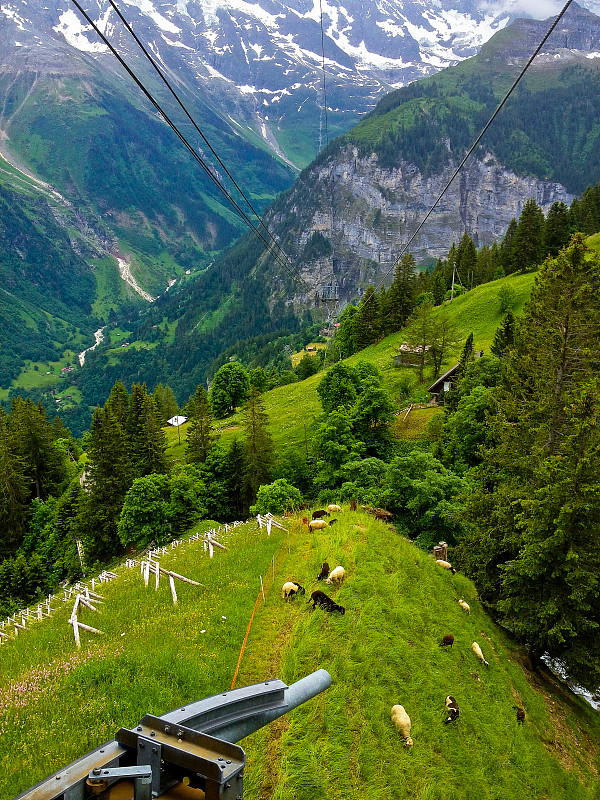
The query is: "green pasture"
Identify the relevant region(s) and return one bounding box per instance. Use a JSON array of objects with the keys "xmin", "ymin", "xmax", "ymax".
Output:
[
  {"xmin": 167, "ymin": 271, "xmax": 535, "ymax": 458},
  {"xmin": 1, "ymin": 511, "xmax": 598, "ymax": 800}
]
